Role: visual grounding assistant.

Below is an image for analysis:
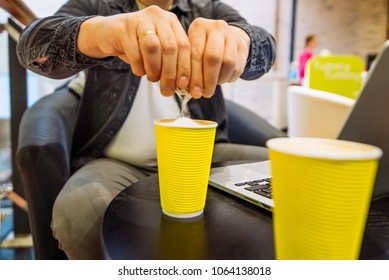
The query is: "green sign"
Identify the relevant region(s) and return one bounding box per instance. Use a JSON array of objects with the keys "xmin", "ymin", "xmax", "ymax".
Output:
[{"xmin": 305, "ymin": 55, "xmax": 364, "ymax": 99}]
